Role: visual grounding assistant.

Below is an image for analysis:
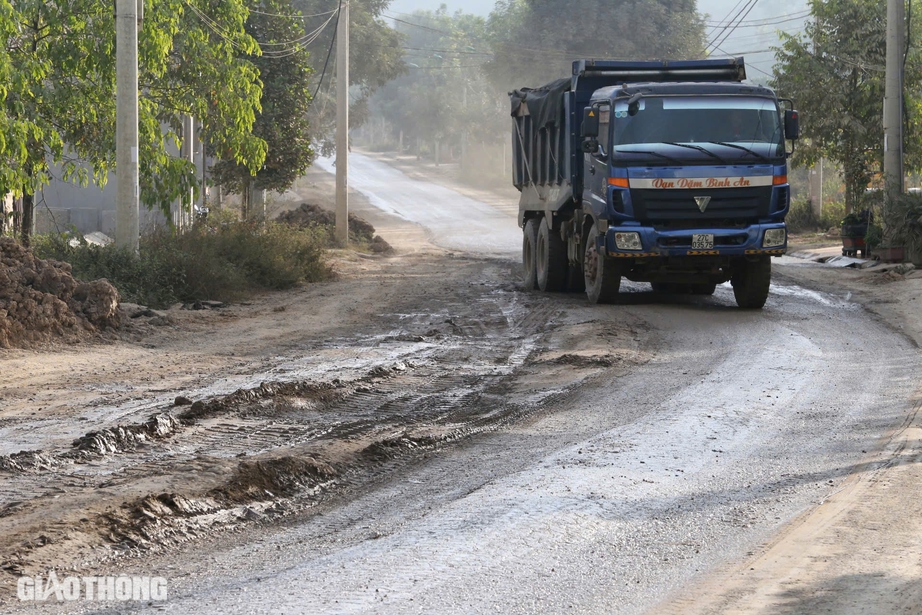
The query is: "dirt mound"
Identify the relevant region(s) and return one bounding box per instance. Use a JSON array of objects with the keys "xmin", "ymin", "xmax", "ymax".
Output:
[
  {"xmin": 212, "ymin": 456, "xmax": 337, "ymax": 502},
  {"xmin": 0, "ymin": 237, "xmax": 121, "ymax": 348},
  {"xmin": 277, "ymin": 203, "xmax": 392, "ymax": 253}
]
